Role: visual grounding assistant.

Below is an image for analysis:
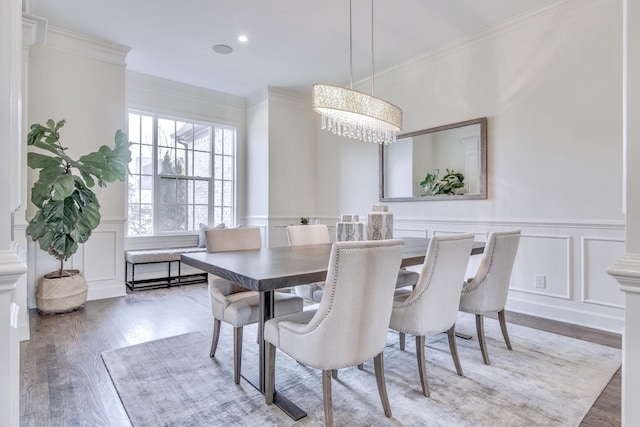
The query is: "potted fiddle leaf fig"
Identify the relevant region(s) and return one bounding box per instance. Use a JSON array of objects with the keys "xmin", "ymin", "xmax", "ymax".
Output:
[{"xmin": 26, "ymin": 119, "xmax": 131, "ymax": 313}]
